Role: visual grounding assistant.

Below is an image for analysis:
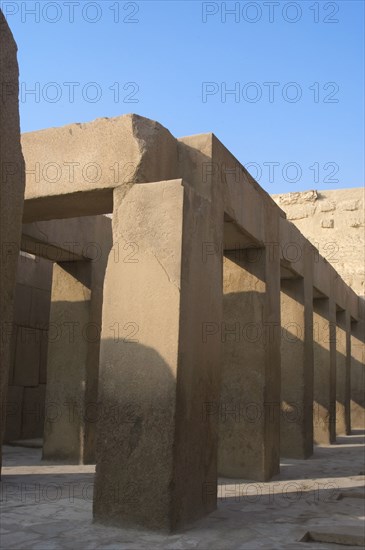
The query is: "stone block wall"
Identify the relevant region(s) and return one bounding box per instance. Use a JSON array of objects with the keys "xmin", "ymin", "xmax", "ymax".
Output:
[
  {"xmin": 4, "ymin": 253, "xmax": 53, "ymax": 441},
  {"xmin": 272, "ymin": 188, "xmax": 364, "ymax": 298}
]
